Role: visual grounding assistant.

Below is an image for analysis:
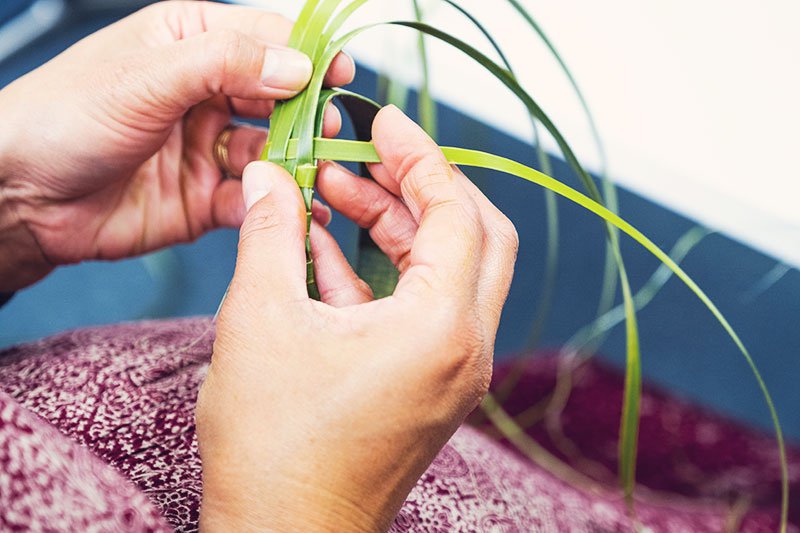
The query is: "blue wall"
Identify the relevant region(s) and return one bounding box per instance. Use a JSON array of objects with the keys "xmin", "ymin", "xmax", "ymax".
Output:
[{"xmin": 0, "ymin": 4, "xmax": 797, "ymax": 442}]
